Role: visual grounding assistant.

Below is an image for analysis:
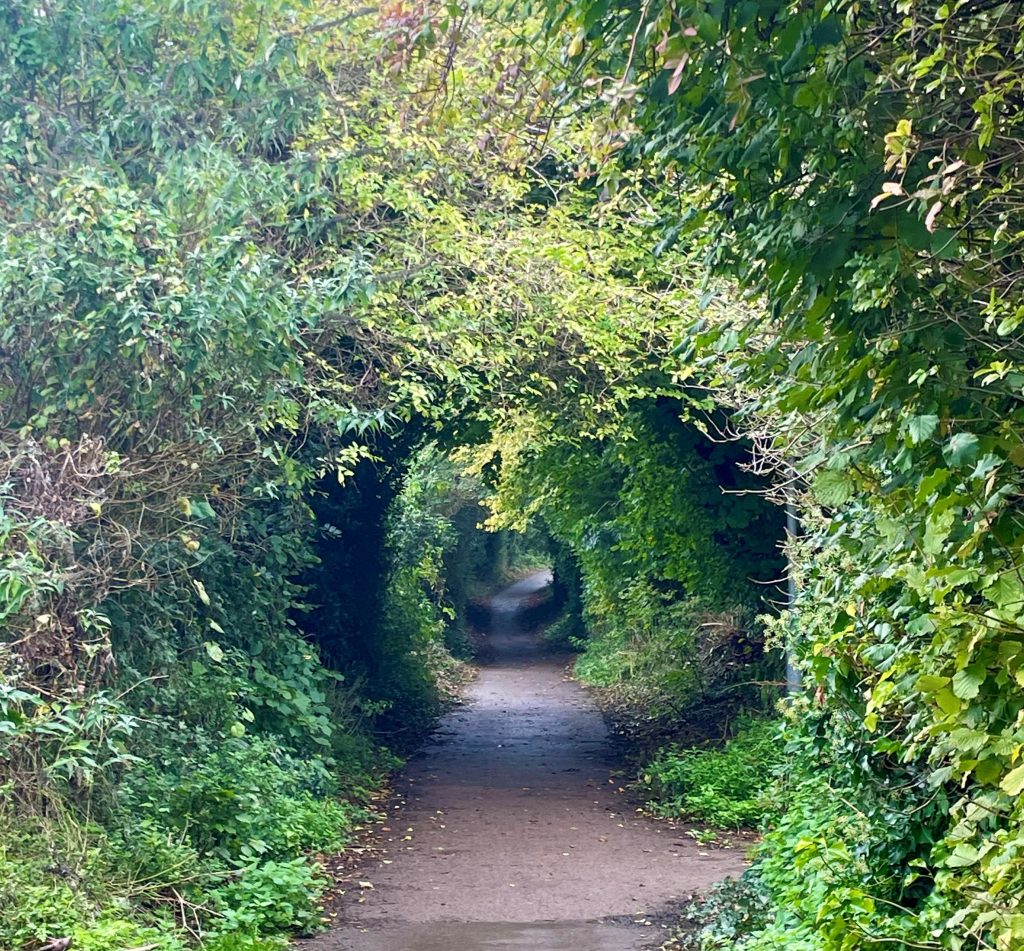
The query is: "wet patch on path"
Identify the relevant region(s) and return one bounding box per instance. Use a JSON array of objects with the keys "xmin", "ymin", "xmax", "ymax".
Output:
[{"xmin": 302, "ymin": 572, "xmax": 746, "ymax": 951}]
